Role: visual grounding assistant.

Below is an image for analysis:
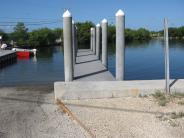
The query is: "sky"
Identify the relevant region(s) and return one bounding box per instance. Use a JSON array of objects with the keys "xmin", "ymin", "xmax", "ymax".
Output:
[{"xmin": 0, "ymin": 0, "xmax": 184, "ymax": 32}]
